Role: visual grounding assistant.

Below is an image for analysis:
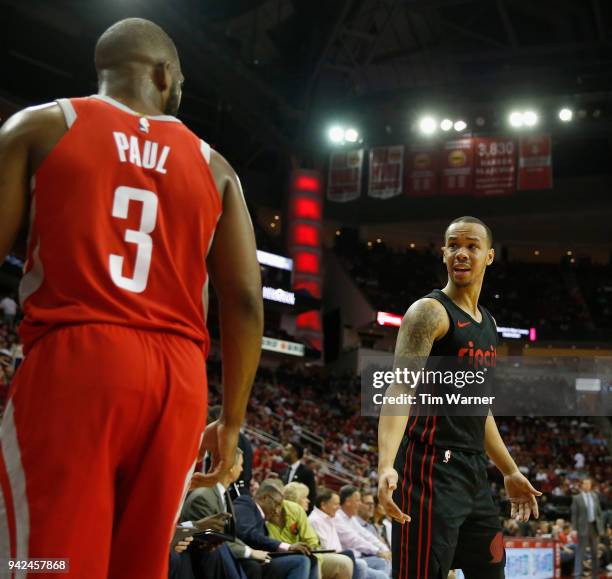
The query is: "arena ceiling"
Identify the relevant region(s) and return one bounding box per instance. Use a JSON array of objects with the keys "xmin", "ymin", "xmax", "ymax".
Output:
[{"xmin": 1, "ymin": 0, "xmax": 612, "ymax": 206}]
